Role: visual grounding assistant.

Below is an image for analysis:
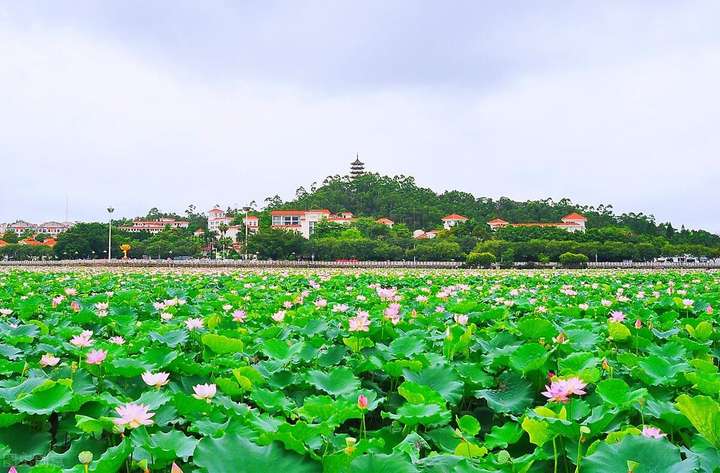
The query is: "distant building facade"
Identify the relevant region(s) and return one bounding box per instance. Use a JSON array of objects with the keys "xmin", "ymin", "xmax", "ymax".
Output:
[
  {"xmin": 207, "ymin": 206, "xmax": 233, "ymax": 234},
  {"xmin": 441, "ymin": 214, "xmax": 469, "ymax": 230},
  {"xmin": 487, "ymin": 213, "xmax": 588, "ymax": 233},
  {"xmin": 2, "ymin": 220, "xmax": 73, "ymax": 236},
  {"xmin": 271, "ymin": 209, "xmax": 354, "ymax": 239},
  {"xmin": 120, "ymin": 218, "xmax": 189, "ymax": 234}
]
